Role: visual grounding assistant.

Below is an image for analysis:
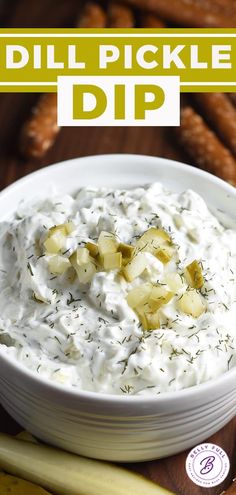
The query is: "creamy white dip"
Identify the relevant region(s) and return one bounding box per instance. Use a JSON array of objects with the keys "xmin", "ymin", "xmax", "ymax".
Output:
[{"xmin": 0, "ymin": 182, "xmax": 236, "ymax": 396}]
